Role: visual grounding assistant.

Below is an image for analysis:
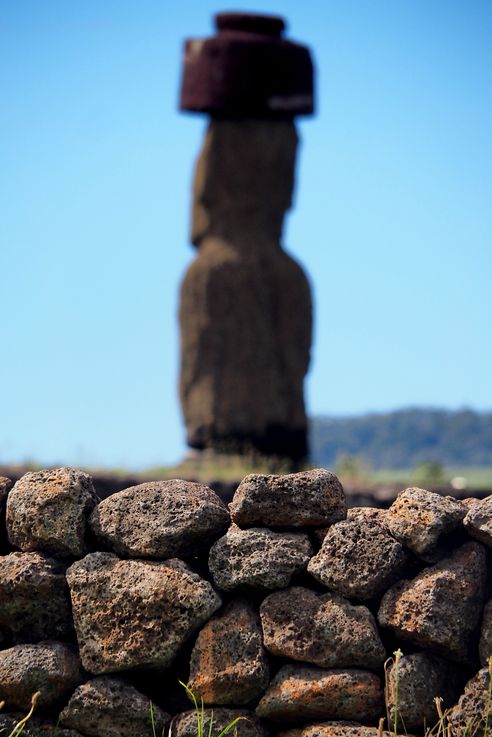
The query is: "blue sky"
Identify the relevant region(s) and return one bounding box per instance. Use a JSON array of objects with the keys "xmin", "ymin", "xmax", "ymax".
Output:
[{"xmin": 1, "ymin": 0, "xmax": 491, "ymax": 469}]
